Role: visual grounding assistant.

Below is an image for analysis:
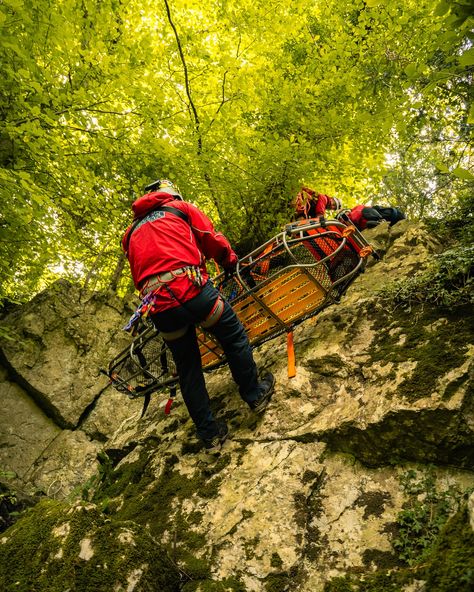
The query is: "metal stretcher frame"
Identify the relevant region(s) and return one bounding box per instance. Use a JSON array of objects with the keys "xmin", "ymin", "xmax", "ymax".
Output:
[{"xmin": 105, "ymin": 218, "xmax": 375, "ymax": 399}]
